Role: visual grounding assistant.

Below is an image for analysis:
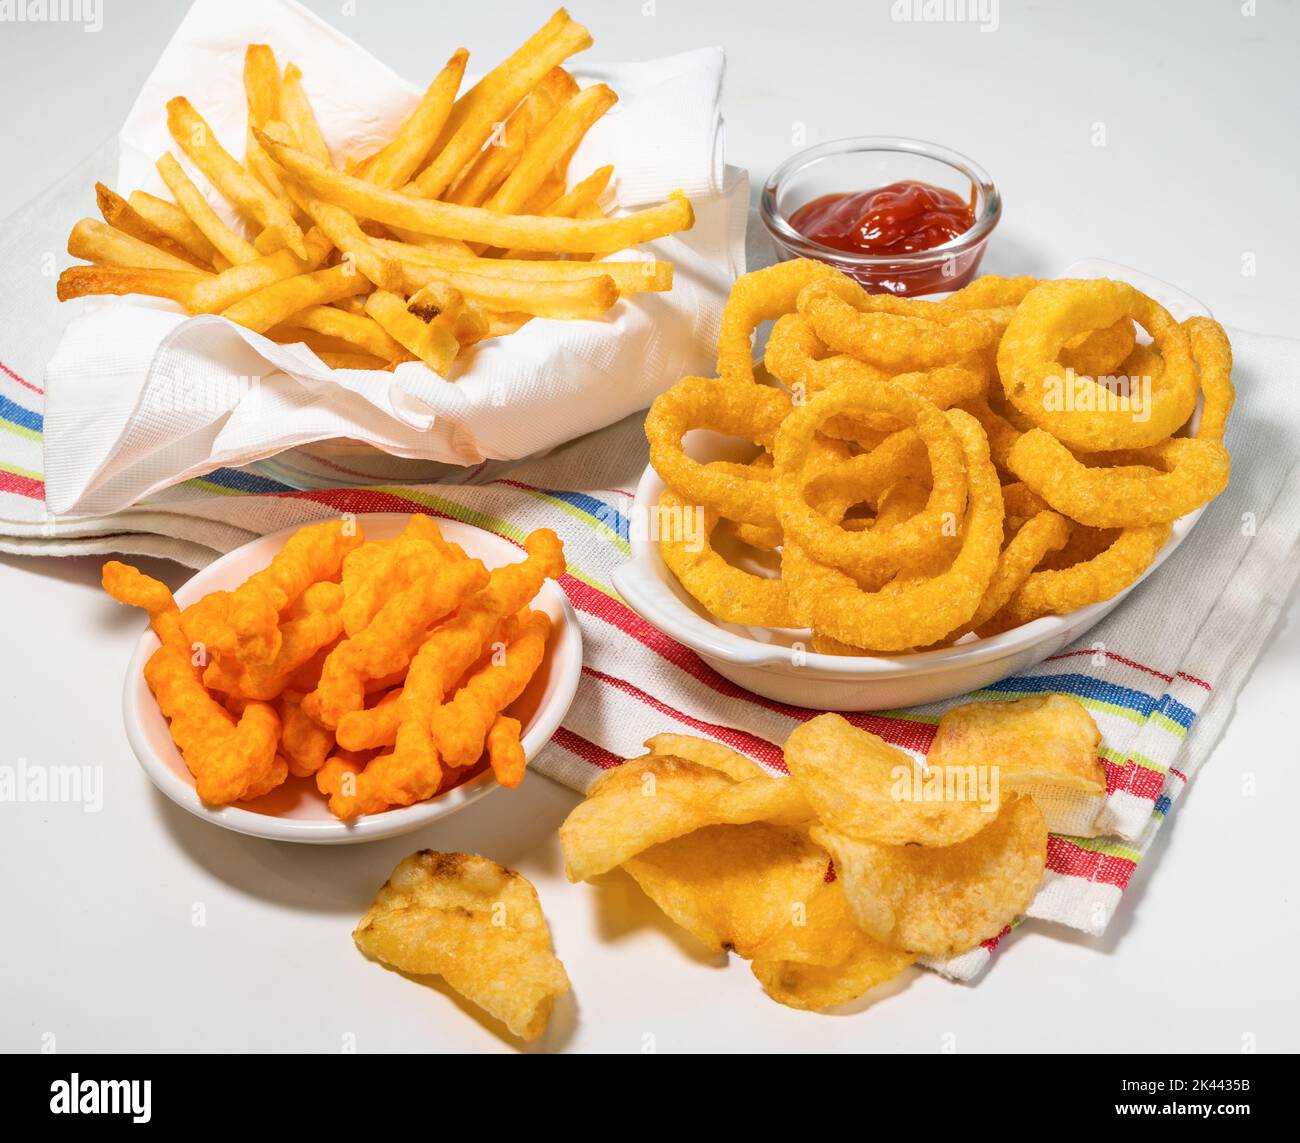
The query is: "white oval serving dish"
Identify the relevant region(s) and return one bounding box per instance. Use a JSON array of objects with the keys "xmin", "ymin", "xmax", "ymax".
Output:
[
  {"xmin": 612, "ymin": 260, "xmax": 1211, "ymax": 710},
  {"xmin": 123, "ymin": 513, "xmax": 582, "ymax": 843}
]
